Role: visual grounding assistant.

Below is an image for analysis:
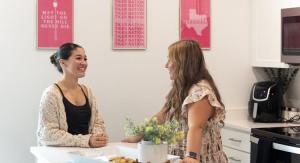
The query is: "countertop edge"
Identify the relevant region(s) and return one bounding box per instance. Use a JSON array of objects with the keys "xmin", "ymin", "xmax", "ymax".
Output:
[{"xmin": 223, "ymin": 109, "xmax": 300, "ymax": 133}]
